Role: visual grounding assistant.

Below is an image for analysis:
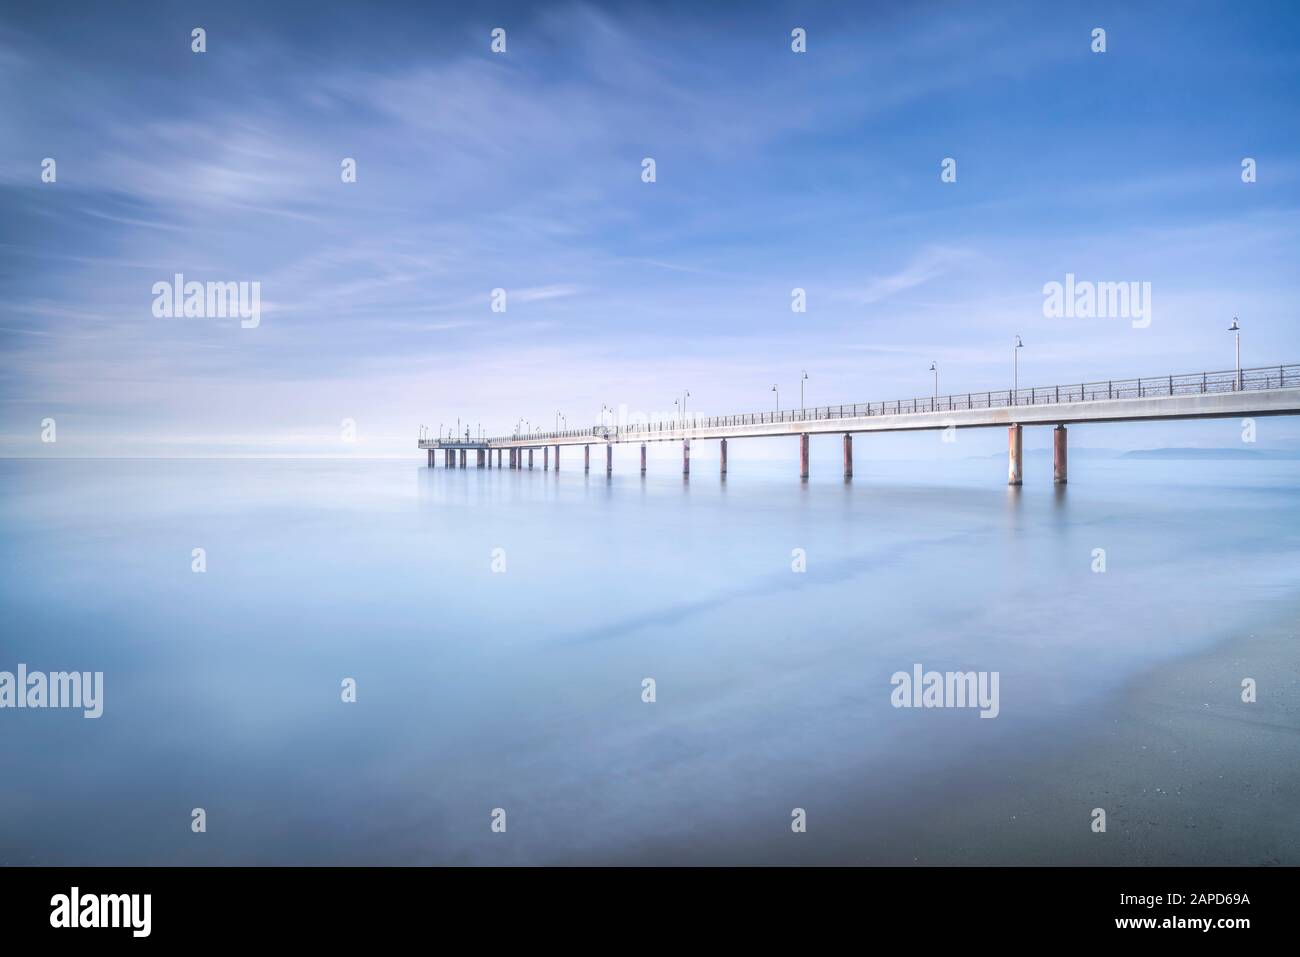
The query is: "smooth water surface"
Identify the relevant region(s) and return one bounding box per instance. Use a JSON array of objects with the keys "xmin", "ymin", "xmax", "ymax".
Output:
[{"xmin": 2, "ymin": 455, "xmax": 1298, "ymax": 864}]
